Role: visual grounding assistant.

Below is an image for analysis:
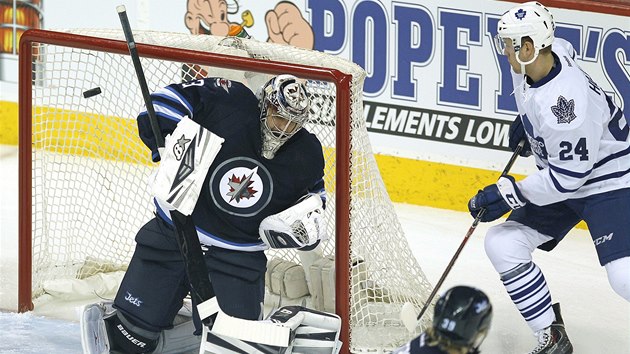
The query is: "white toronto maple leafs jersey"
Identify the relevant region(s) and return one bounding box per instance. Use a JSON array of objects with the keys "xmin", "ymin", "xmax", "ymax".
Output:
[{"xmin": 512, "ymin": 38, "xmax": 630, "ymax": 206}]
